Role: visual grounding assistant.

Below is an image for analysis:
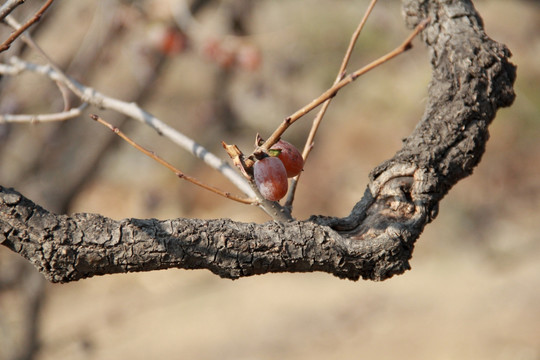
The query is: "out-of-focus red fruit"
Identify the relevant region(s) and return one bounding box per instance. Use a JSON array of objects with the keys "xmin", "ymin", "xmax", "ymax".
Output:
[
  {"xmin": 216, "ymin": 49, "xmax": 235, "ymax": 69},
  {"xmin": 203, "ymin": 38, "xmax": 235, "ymax": 69},
  {"xmin": 160, "ymin": 27, "xmax": 187, "ymax": 55},
  {"xmin": 203, "ymin": 38, "xmax": 221, "ymax": 59},
  {"xmin": 253, "ymin": 157, "xmax": 288, "ymax": 201},
  {"xmin": 236, "ymin": 44, "xmax": 261, "ymax": 71},
  {"xmin": 271, "ymin": 140, "xmax": 304, "ymax": 178}
]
